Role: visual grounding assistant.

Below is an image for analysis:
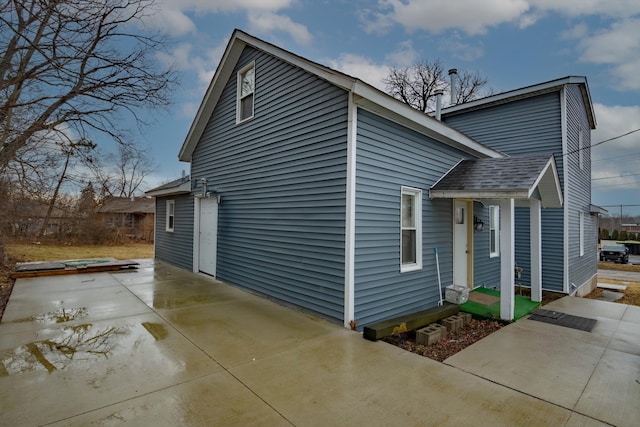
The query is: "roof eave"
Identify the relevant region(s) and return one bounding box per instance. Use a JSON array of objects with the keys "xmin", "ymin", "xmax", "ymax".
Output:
[
  {"xmin": 353, "ymin": 82, "xmax": 504, "ymax": 159},
  {"xmin": 429, "ymin": 190, "xmax": 531, "ymax": 200},
  {"xmin": 178, "ymin": 29, "xmax": 357, "ymax": 162},
  {"xmin": 442, "ymin": 76, "xmax": 596, "ymax": 130},
  {"xmin": 145, "ymin": 181, "xmax": 191, "ymax": 197}
]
